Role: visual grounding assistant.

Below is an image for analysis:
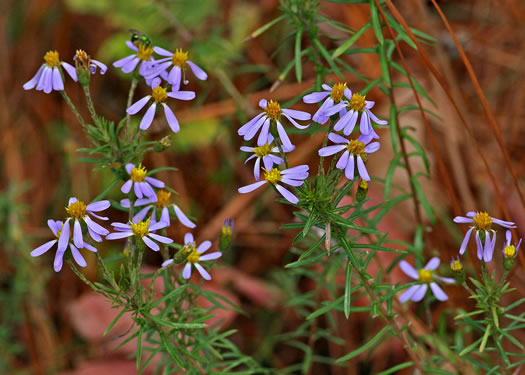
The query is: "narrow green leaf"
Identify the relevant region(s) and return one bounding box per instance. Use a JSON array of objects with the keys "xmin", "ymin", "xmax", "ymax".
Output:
[
  {"xmin": 369, "ymin": 0, "xmax": 384, "ymax": 45},
  {"xmin": 295, "ymin": 28, "xmax": 303, "ymax": 83},
  {"xmin": 103, "ymin": 308, "xmax": 127, "ymax": 336},
  {"xmin": 247, "ymin": 14, "xmax": 285, "ymax": 40},
  {"xmin": 337, "ymin": 326, "xmax": 392, "ymax": 362},
  {"xmin": 147, "ymin": 166, "xmax": 178, "ymax": 175},
  {"xmin": 136, "ymin": 327, "xmax": 143, "ymax": 369},
  {"xmin": 298, "ymin": 234, "xmax": 326, "ymax": 261},
  {"xmin": 376, "ymin": 361, "xmax": 413, "ymax": 375},
  {"xmin": 159, "ymin": 331, "xmax": 185, "ymax": 368},
  {"xmin": 333, "ymin": 22, "xmax": 372, "ymax": 58},
  {"xmin": 313, "ymin": 39, "xmax": 345, "ymax": 80},
  {"xmin": 344, "ymin": 260, "xmax": 352, "ymax": 318},
  {"xmin": 377, "ymin": 44, "xmax": 390, "ymax": 87}
]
